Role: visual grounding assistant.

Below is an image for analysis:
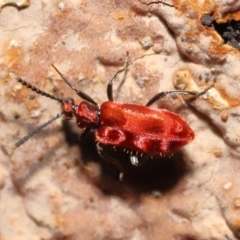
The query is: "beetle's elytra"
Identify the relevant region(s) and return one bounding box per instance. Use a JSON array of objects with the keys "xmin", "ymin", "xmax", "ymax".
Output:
[
  {"xmin": 14, "ymin": 55, "xmax": 210, "ymax": 177},
  {"xmin": 97, "ymin": 101, "xmax": 194, "ymax": 155}
]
